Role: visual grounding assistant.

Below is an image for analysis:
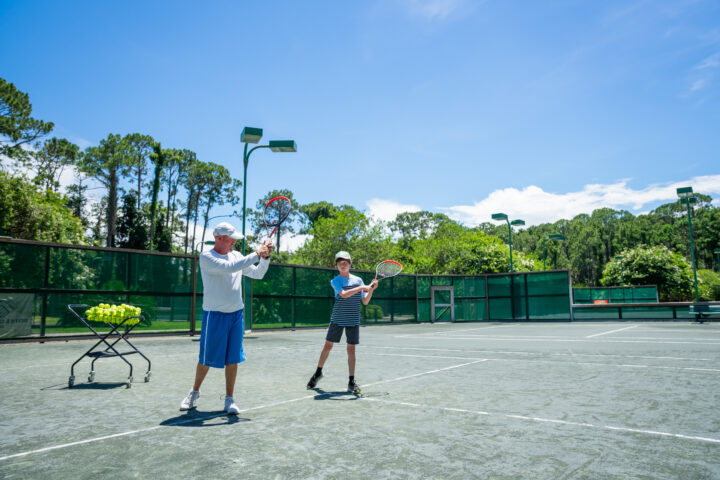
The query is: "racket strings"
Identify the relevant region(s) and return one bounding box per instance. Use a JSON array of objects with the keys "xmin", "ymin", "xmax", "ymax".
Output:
[
  {"xmin": 263, "ymin": 197, "xmax": 292, "ymax": 227},
  {"xmin": 376, "ymin": 261, "xmax": 402, "ymax": 278}
]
